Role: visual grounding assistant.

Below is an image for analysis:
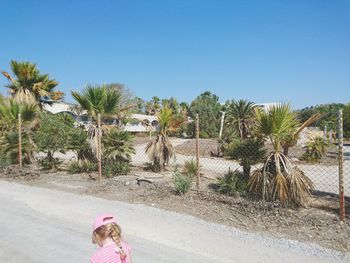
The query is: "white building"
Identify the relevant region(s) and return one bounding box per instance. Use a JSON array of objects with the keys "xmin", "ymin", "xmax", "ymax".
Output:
[{"xmin": 43, "ymin": 101, "xmax": 158, "ymax": 133}]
